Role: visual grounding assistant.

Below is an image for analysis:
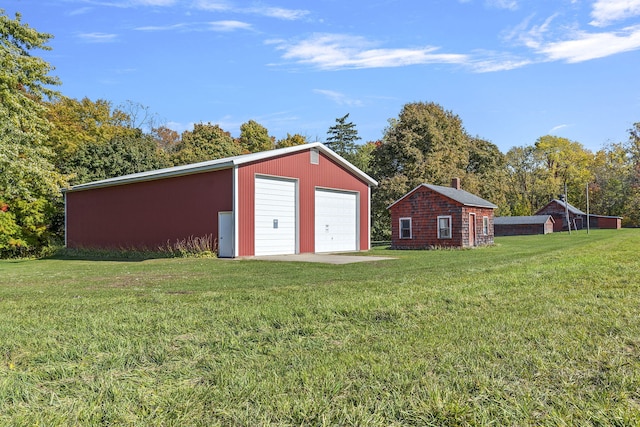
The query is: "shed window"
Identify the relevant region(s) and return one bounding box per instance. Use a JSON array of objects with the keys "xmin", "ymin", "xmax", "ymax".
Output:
[
  {"xmin": 399, "ymin": 217, "xmax": 412, "ymax": 239},
  {"xmin": 437, "ymin": 216, "xmax": 451, "ymax": 239},
  {"xmin": 483, "ymin": 216, "xmax": 489, "ymax": 235}
]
